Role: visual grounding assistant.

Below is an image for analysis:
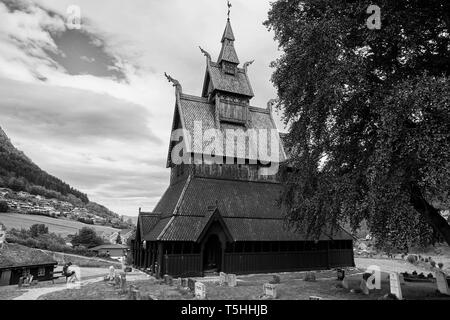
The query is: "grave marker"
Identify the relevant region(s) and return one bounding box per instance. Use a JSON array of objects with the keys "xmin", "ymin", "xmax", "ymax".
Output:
[
  {"xmin": 435, "ymin": 271, "xmax": 450, "ymax": 295},
  {"xmin": 263, "ymin": 283, "xmax": 277, "ymax": 299},
  {"xmin": 187, "ymin": 278, "xmax": 196, "ymax": 291},
  {"xmin": 181, "ymin": 278, "xmax": 188, "ymax": 288},
  {"xmin": 389, "ymin": 272, "xmax": 403, "ymax": 300},
  {"xmin": 195, "ymin": 282, "xmax": 206, "ymax": 299},
  {"xmin": 164, "ymin": 274, "xmax": 173, "ymax": 286},
  {"xmin": 219, "ymin": 272, "xmax": 227, "ymax": 286},
  {"xmin": 227, "ymin": 274, "xmax": 237, "ymax": 287},
  {"xmin": 342, "ymin": 277, "xmax": 349, "ymax": 289},
  {"xmin": 337, "ymin": 269, "xmax": 345, "ymax": 281},
  {"xmin": 108, "ymin": 266, "xmax": 115, "ymax": 281}
]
